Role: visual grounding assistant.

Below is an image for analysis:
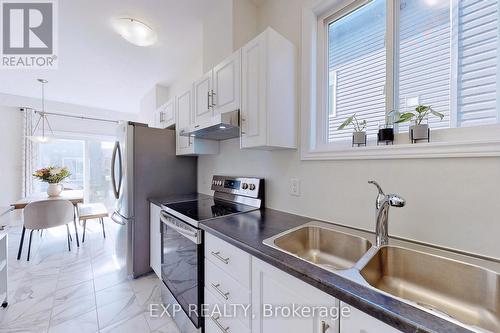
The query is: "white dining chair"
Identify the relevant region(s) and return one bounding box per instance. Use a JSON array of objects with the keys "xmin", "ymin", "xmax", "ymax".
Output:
[{"xmin": 17, "ymin": 199, "xmax": 77, "ymax": 261}]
